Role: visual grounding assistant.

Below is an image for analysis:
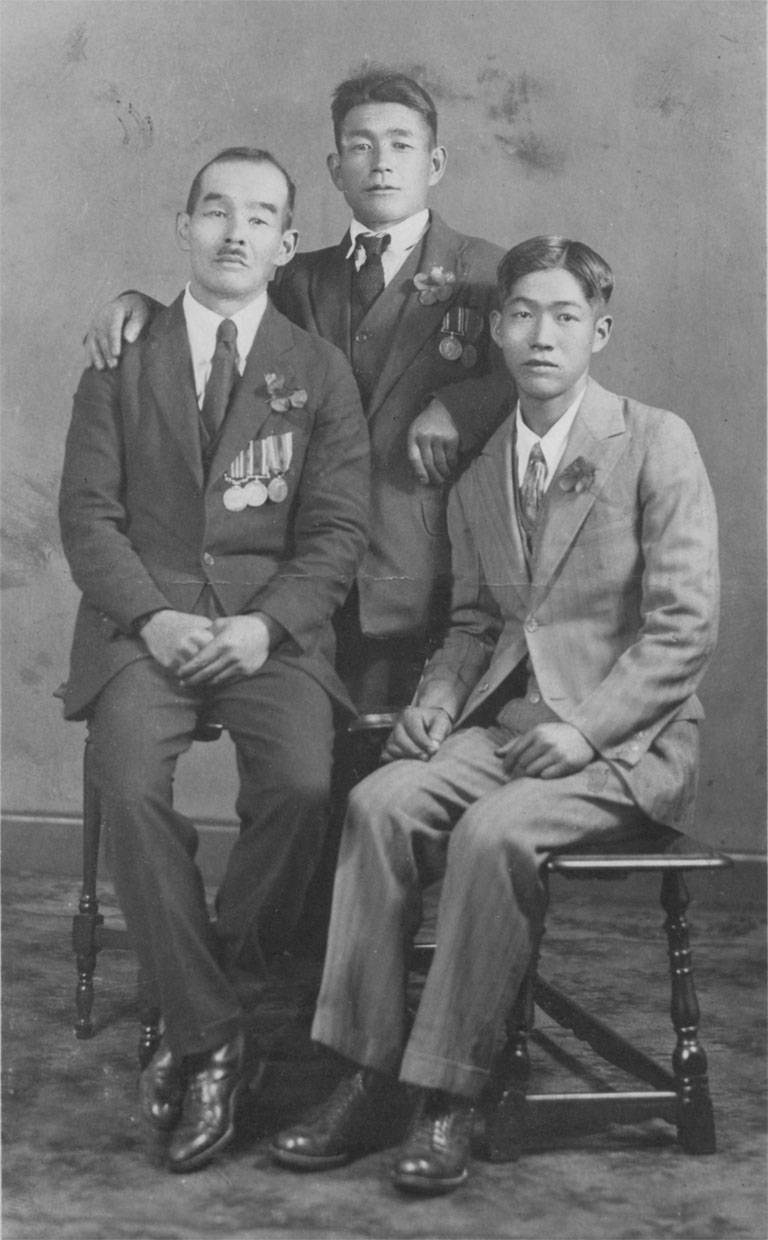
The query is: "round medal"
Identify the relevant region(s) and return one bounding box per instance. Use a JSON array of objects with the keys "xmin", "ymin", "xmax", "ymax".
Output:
[
  {"xmin": 438, "ymin": 335, "xmax": 463, "ymax": 362},
  {"xmin": 267, "ymin": 476, "xmax": 289, "ymax": 503},
  {"xmin": 461, "ymin": 344, "xmax": 478, "ymax": 369},
  {"xmin": 243, "ymin": 479, "xmax": 268, "ymax": 507},
  {"xmin": 223, "ymin": 486, "xmax": 248, "ymax": 511}
]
